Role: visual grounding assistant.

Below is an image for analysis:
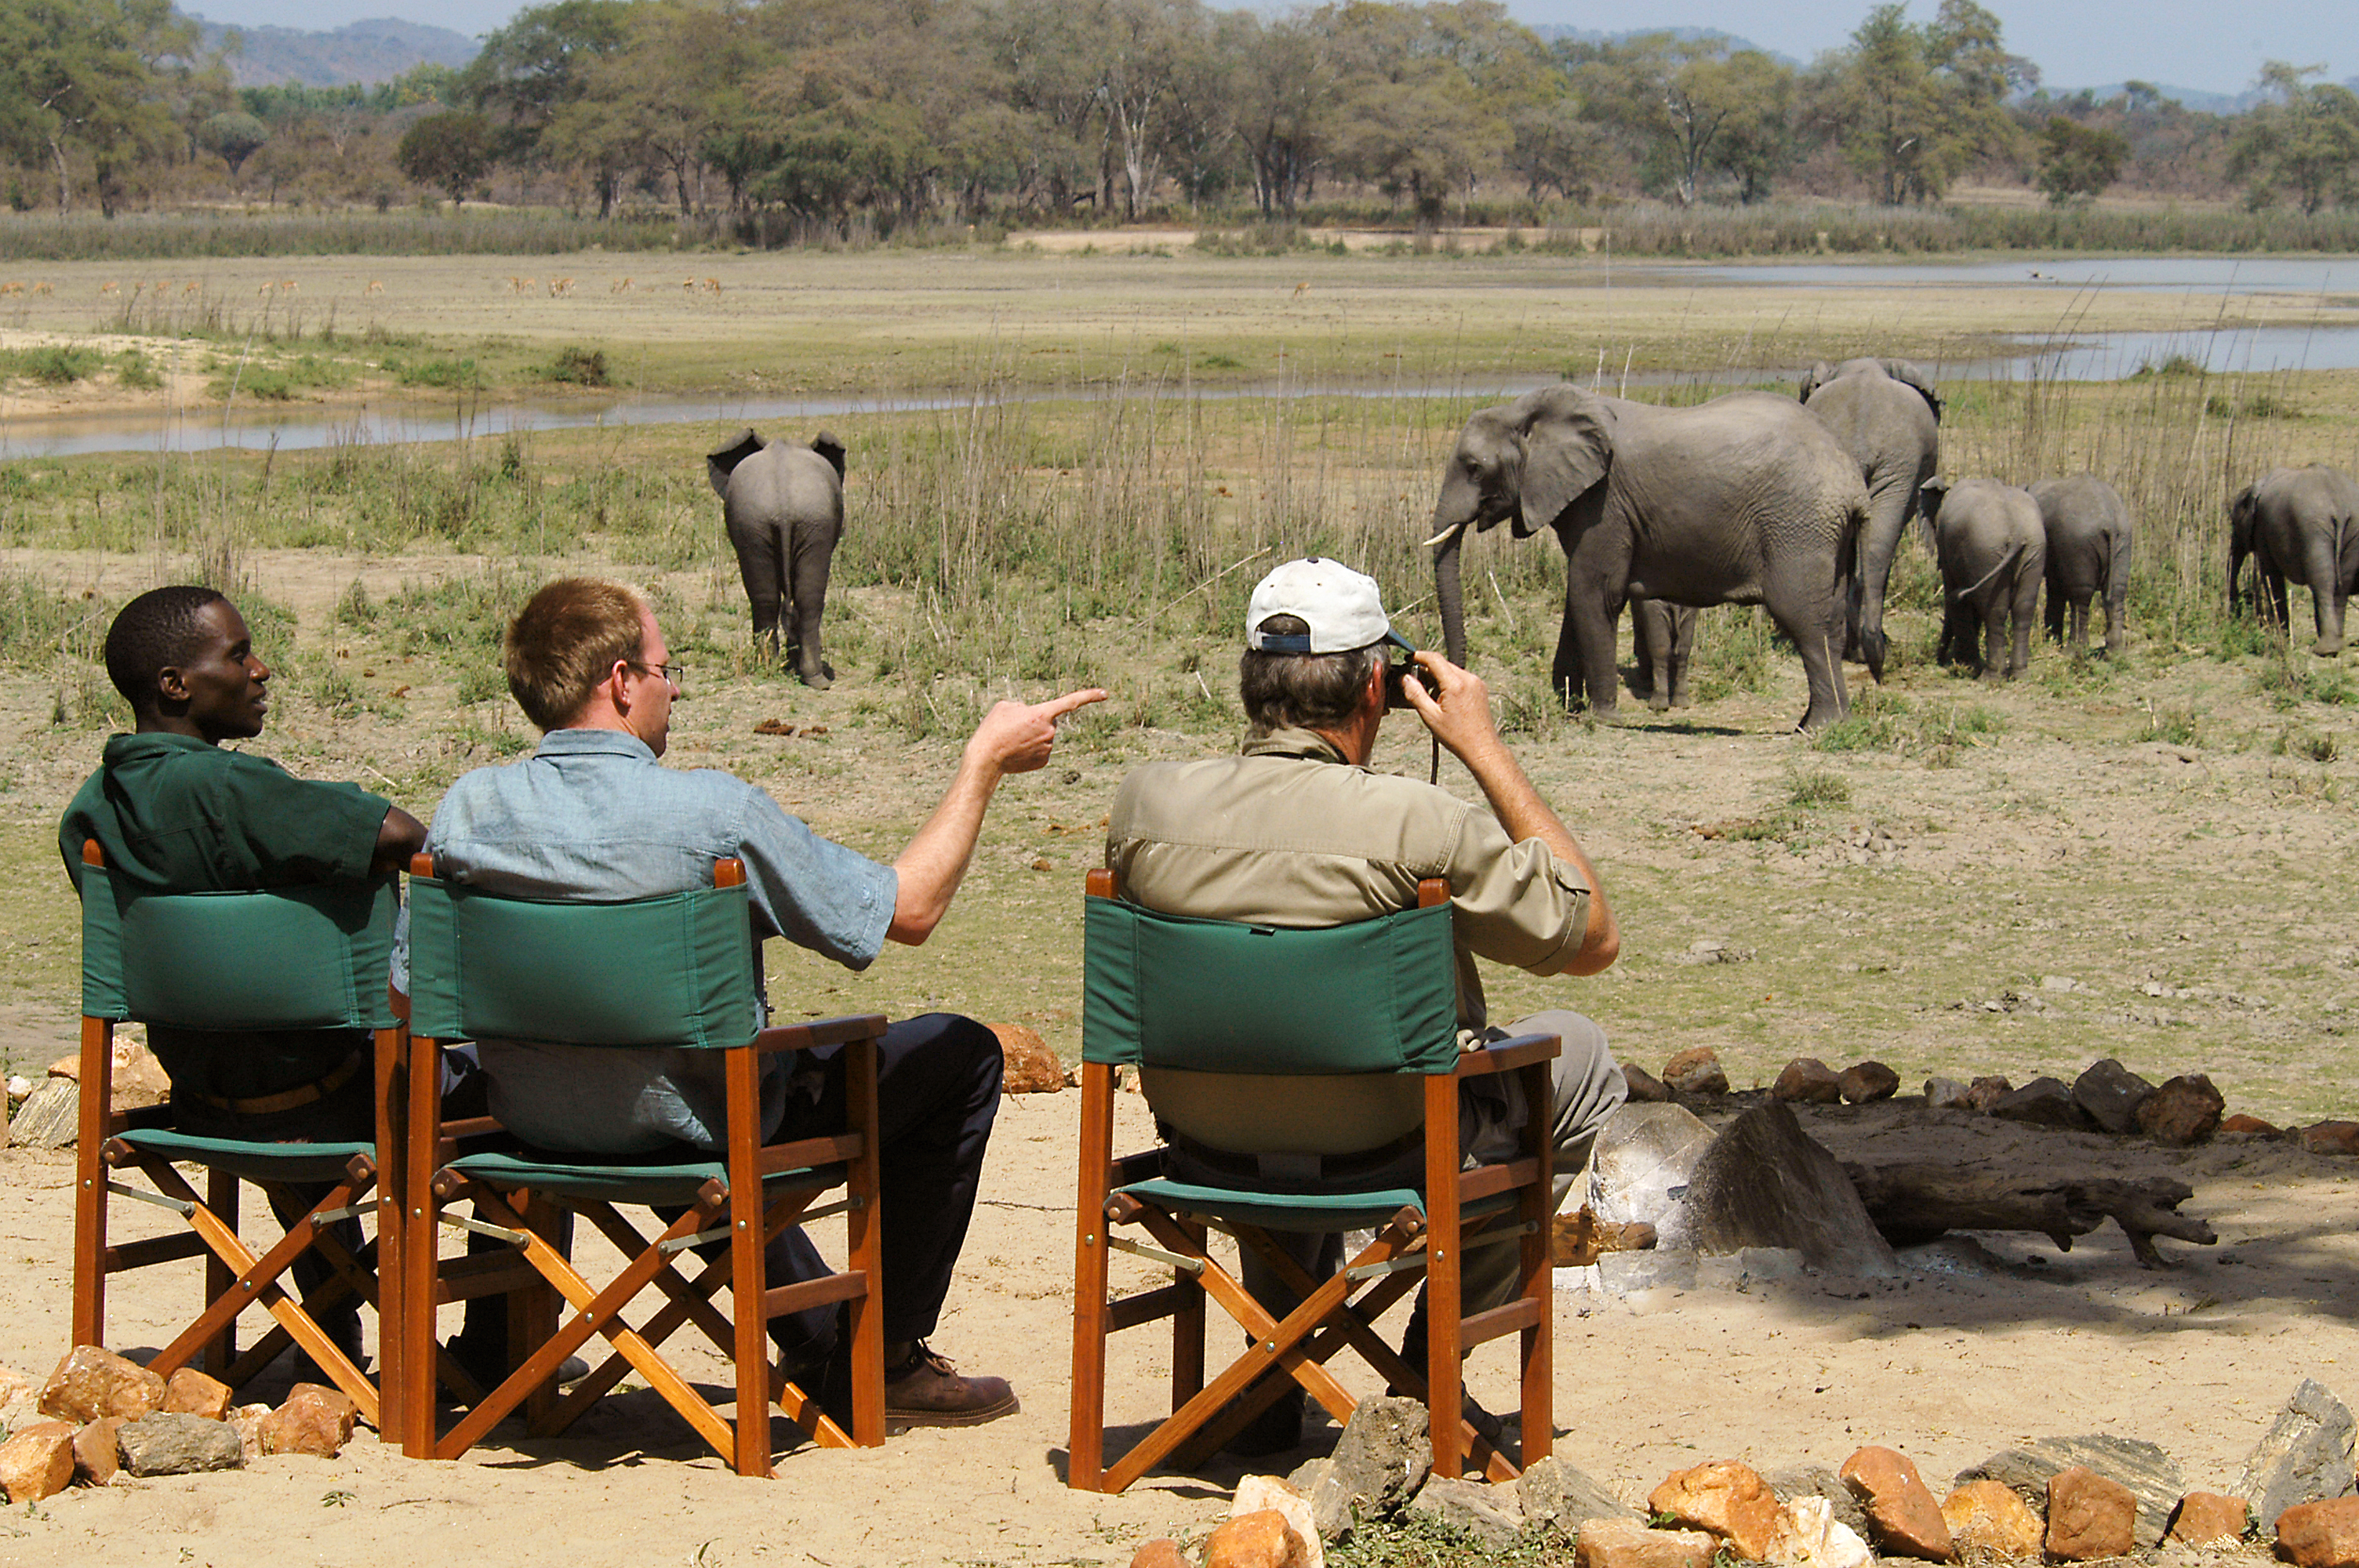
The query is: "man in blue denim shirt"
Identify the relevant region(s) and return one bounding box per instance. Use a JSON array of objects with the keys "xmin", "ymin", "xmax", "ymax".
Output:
[{"xmin": 413, "ymin": 577, "xmax": 1103, "ymax": 1427}]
